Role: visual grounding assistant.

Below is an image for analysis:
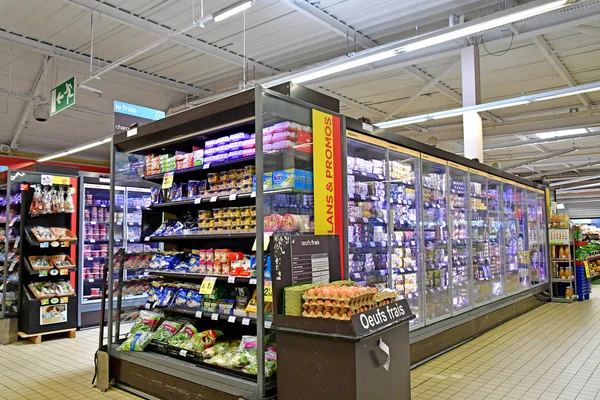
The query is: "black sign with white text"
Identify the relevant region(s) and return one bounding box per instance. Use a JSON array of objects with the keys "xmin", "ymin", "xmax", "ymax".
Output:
[{"xmin": 351, "ymin": 299, "xmax": 414, "ymax": 336}]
